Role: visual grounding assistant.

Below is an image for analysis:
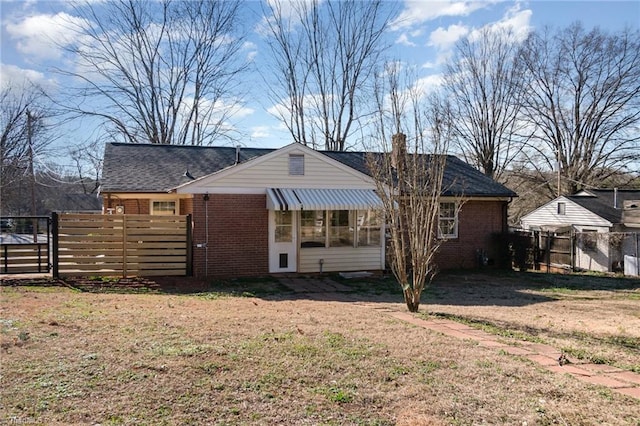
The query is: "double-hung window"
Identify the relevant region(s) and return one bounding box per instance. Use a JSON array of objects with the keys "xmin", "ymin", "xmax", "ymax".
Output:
[{"xmin": 438, "ymin": 202, "xmax": 458, "ymax": 239}]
